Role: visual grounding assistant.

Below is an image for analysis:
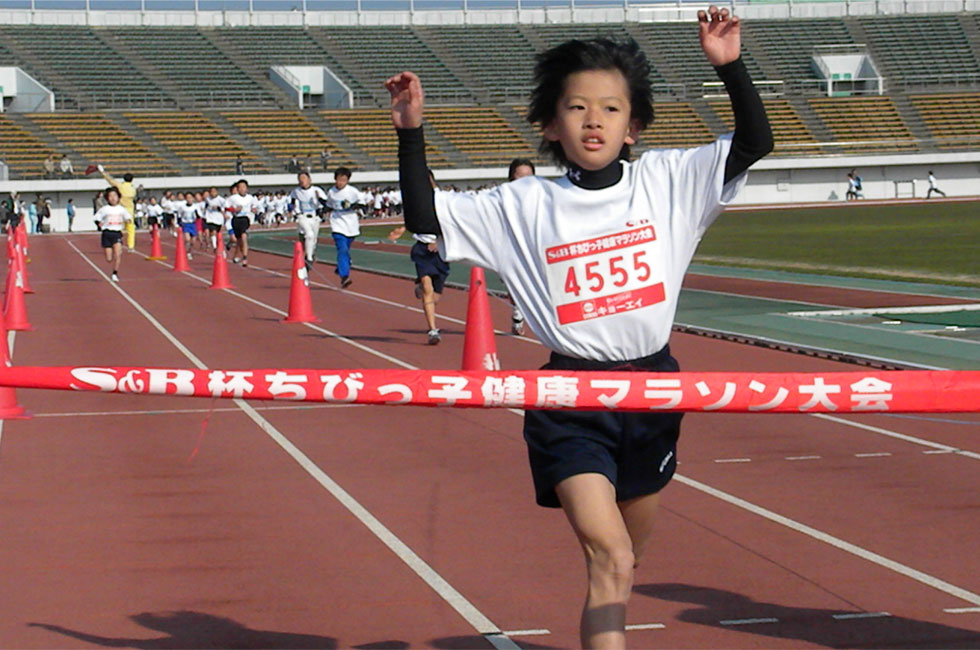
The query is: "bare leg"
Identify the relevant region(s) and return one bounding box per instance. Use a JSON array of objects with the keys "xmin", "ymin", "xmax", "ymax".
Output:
[
  {"xmin": 111, "ymin": 242, "xmax": 123, "ymax": 272},
  {"xmin": 556, "ymin": 473, "xmax": 635, "ymax": 650},
  {"xmin": 420, "ymin": 275, "xmax": 439, "ymax": 331},
  {"xmin": 618, "ymin": 491, "xmax": 662, "ymax": 566}
]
